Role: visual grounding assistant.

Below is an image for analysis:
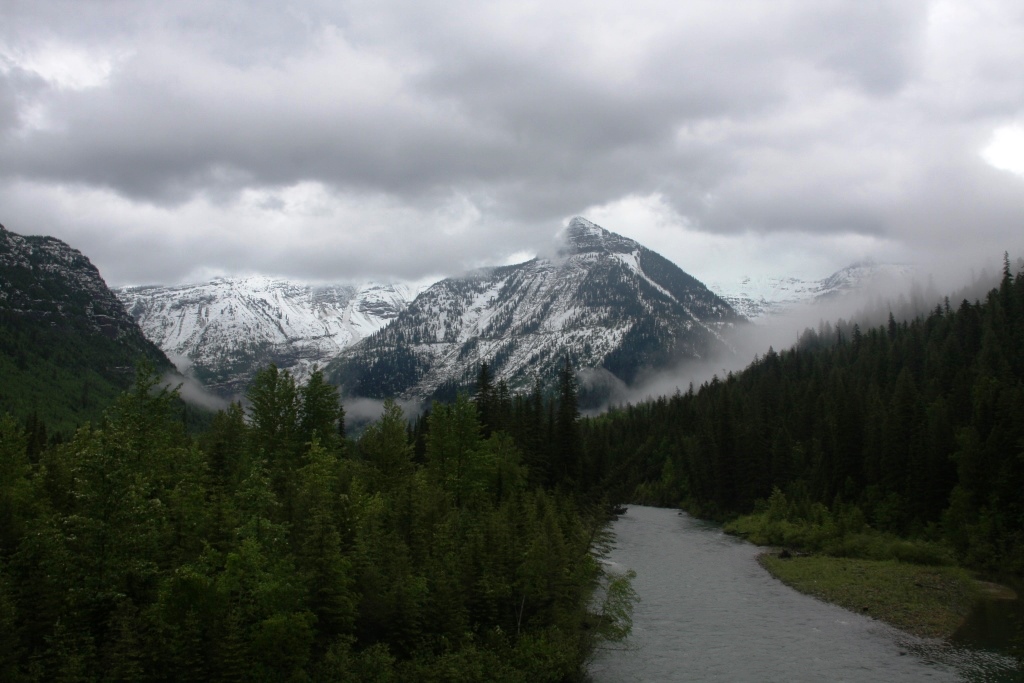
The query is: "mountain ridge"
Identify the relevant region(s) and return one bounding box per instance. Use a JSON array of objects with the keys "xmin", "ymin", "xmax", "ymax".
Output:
[
  {"xmin": 117, "ymin": 276, "xmax": 421, "ymax": 396},
  {"xmin": 111, "ymin": 217, "xmax": 921, "ymax": 403}
]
